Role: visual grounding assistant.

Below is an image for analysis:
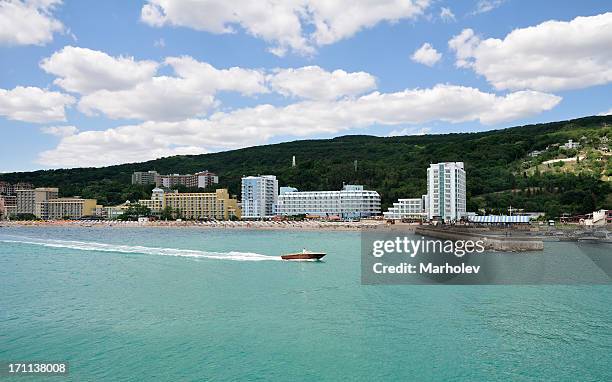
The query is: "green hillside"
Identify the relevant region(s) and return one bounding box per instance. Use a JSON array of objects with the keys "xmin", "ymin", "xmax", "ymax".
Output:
[{"xmin": 2, "ymin": 115, "xmax": 611, "ymax": 218}]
